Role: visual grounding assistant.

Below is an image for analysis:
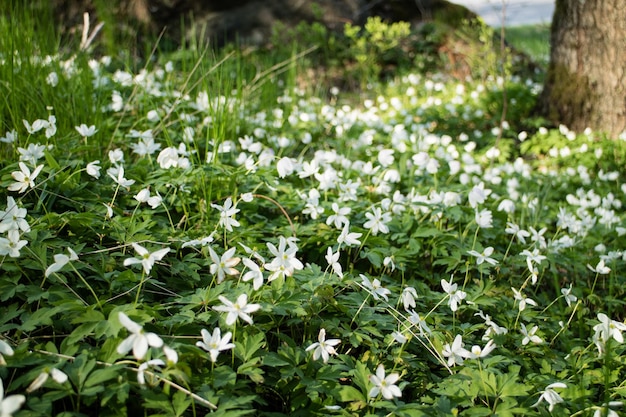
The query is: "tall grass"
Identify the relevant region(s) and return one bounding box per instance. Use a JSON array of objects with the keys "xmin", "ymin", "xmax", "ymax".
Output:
[{"xmin": 504, "ymin": 24, "xmax": 551, "ymax": 65}]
